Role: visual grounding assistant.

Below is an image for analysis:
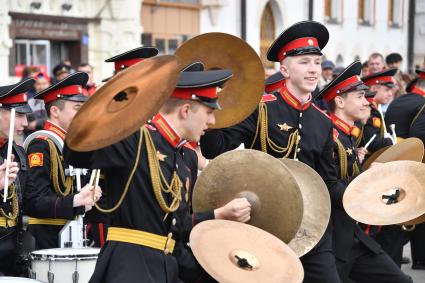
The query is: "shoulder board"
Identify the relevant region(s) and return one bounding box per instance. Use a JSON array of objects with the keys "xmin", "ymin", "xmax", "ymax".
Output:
[
  {"xmin": 333, "ymin": 128, "xmax": 339, "ymax": 141},
  {"xmin": 351, "ymin": 126, "xmax": 361, "ymax": 138},
  {"xmin": 145, "ymin": 124, "xmax": 157, "ymax": 131},
  {"xmin": 372, "ymin": 117, "xmax": 382, "ymax": 128},
  {"xmin": 36, "ymin": 135, "xmax": 48, "ymax": 140},
  {"xmin": 312, "ymin": 103, "xmax": 331, "ymax": 119},
  {"xmin": 260, "ymin": 94, "xmax": 277, "ymax": 103},
  {"xmin": 183, "ymin": 143, "xmax": 196, "ymax": 151}
]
